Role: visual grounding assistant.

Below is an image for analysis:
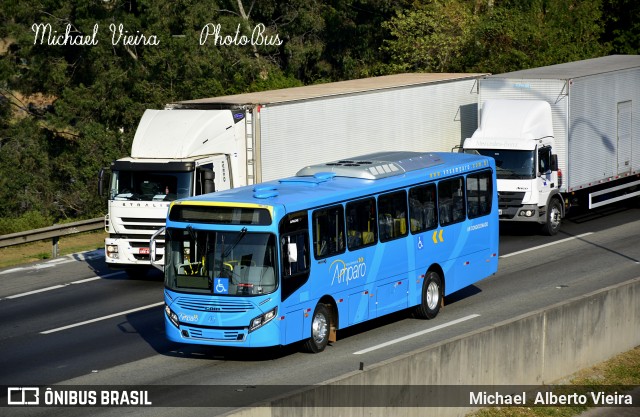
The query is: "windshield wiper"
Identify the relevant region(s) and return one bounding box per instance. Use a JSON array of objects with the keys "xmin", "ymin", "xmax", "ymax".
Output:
[{"xmin": 222, "ymin": 227, "xmax": 248, "ymax": 258}]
